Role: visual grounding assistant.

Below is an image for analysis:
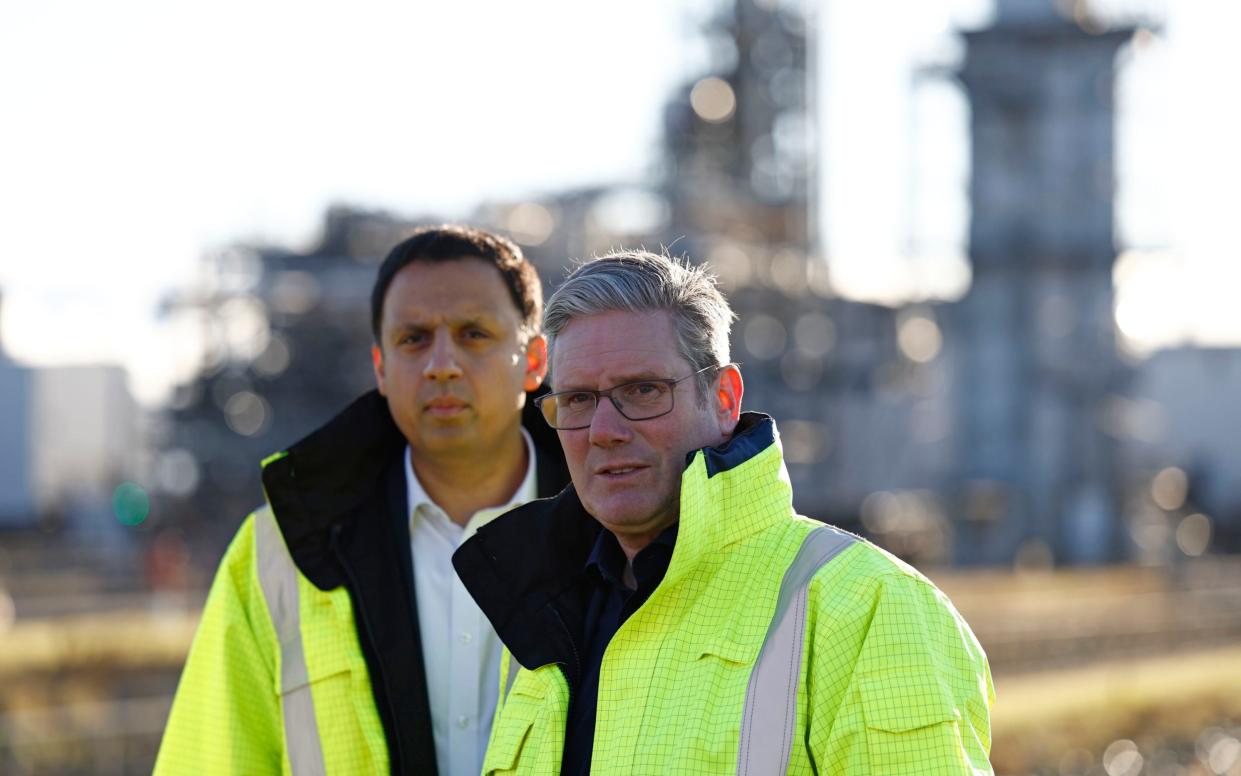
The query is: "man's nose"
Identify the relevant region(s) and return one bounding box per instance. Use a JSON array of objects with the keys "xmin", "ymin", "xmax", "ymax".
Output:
[
  {"xmin": 423, "ymin": 330, "xmax": 463, "ymax": 381},
  {"xmin": 587, "ymin": 395, "xmax": 632, "ymax": 447}
]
